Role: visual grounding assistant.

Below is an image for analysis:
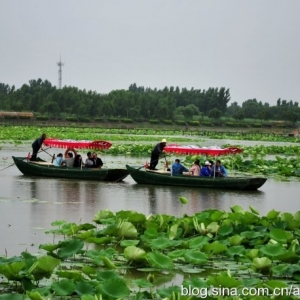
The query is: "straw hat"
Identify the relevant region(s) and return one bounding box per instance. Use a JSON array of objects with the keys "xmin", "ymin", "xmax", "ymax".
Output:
[
  {"xmin": 205, "ymin": 161, "xmax": 211, "ymax": 166},
  {"xmin": 162, "ymin": 139, "xmax": 167, "ymax": 143}
]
